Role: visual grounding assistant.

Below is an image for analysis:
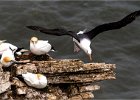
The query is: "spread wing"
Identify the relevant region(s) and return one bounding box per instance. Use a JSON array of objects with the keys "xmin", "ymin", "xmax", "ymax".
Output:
[
  {"xmin": 26, "ymin": 26, "xmax": 80, "ymax": 42},
  {"xmin": 85, "ymin": 10, "xmax": 140, "ymax": 40}
]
